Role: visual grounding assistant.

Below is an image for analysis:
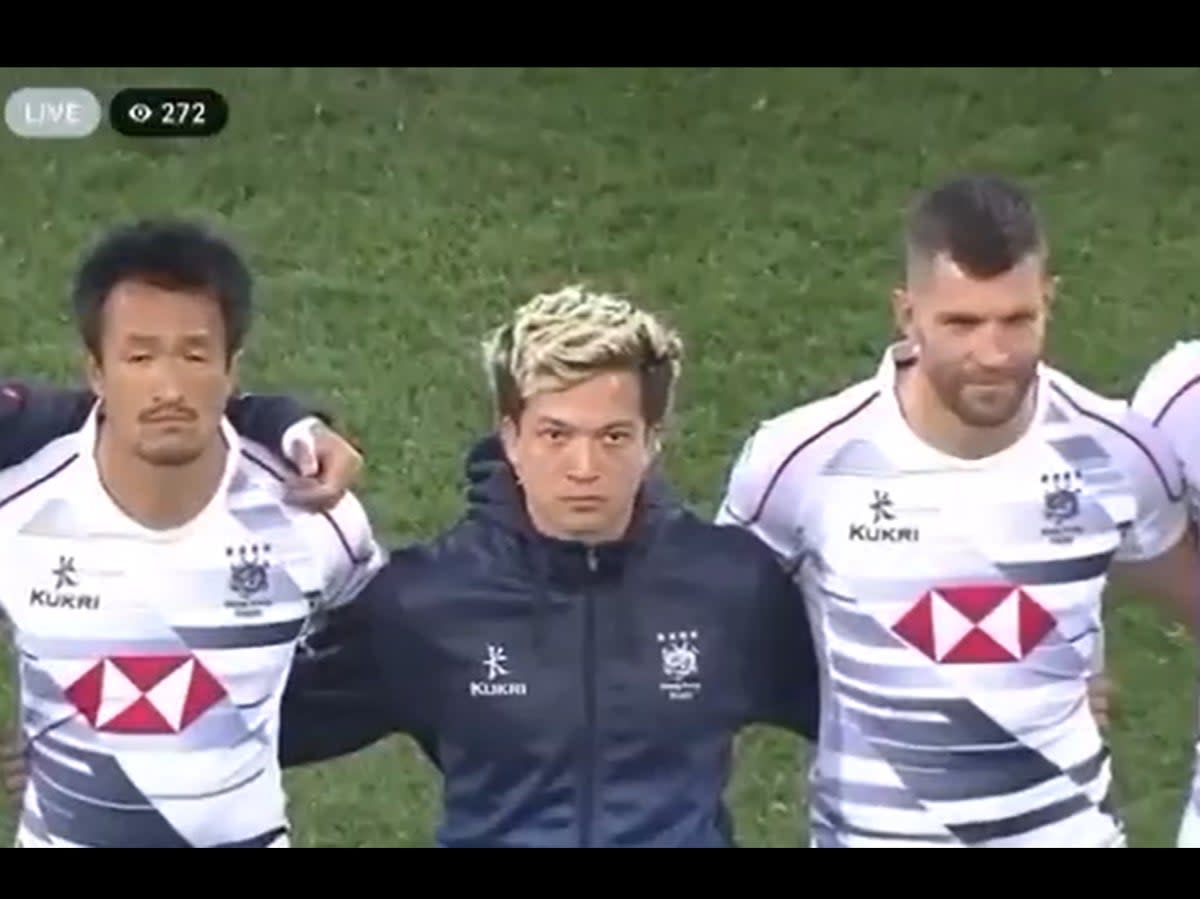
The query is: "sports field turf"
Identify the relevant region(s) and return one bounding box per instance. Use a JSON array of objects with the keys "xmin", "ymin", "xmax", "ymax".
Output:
[{"xmin": 1, "ymin": 67, "xmax": 1199, "ymax": 847}]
